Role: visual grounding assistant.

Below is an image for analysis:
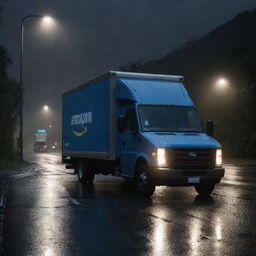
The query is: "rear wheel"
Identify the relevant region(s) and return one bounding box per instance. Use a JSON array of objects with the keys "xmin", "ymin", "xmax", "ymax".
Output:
[
  {"xmin": 135, "ymin": 163, "xmax": 155, "ymax": 197},
  {"xmin": 77, "ymin": 161, "xmax": 87, "ymax": 183},
  {"xmin": 77, "ymin": 161, "xmax": 94, "ymax": 185},
  {"xmin": 195, "ymin": 183, "xmax": 215, "ymax": 197}
]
